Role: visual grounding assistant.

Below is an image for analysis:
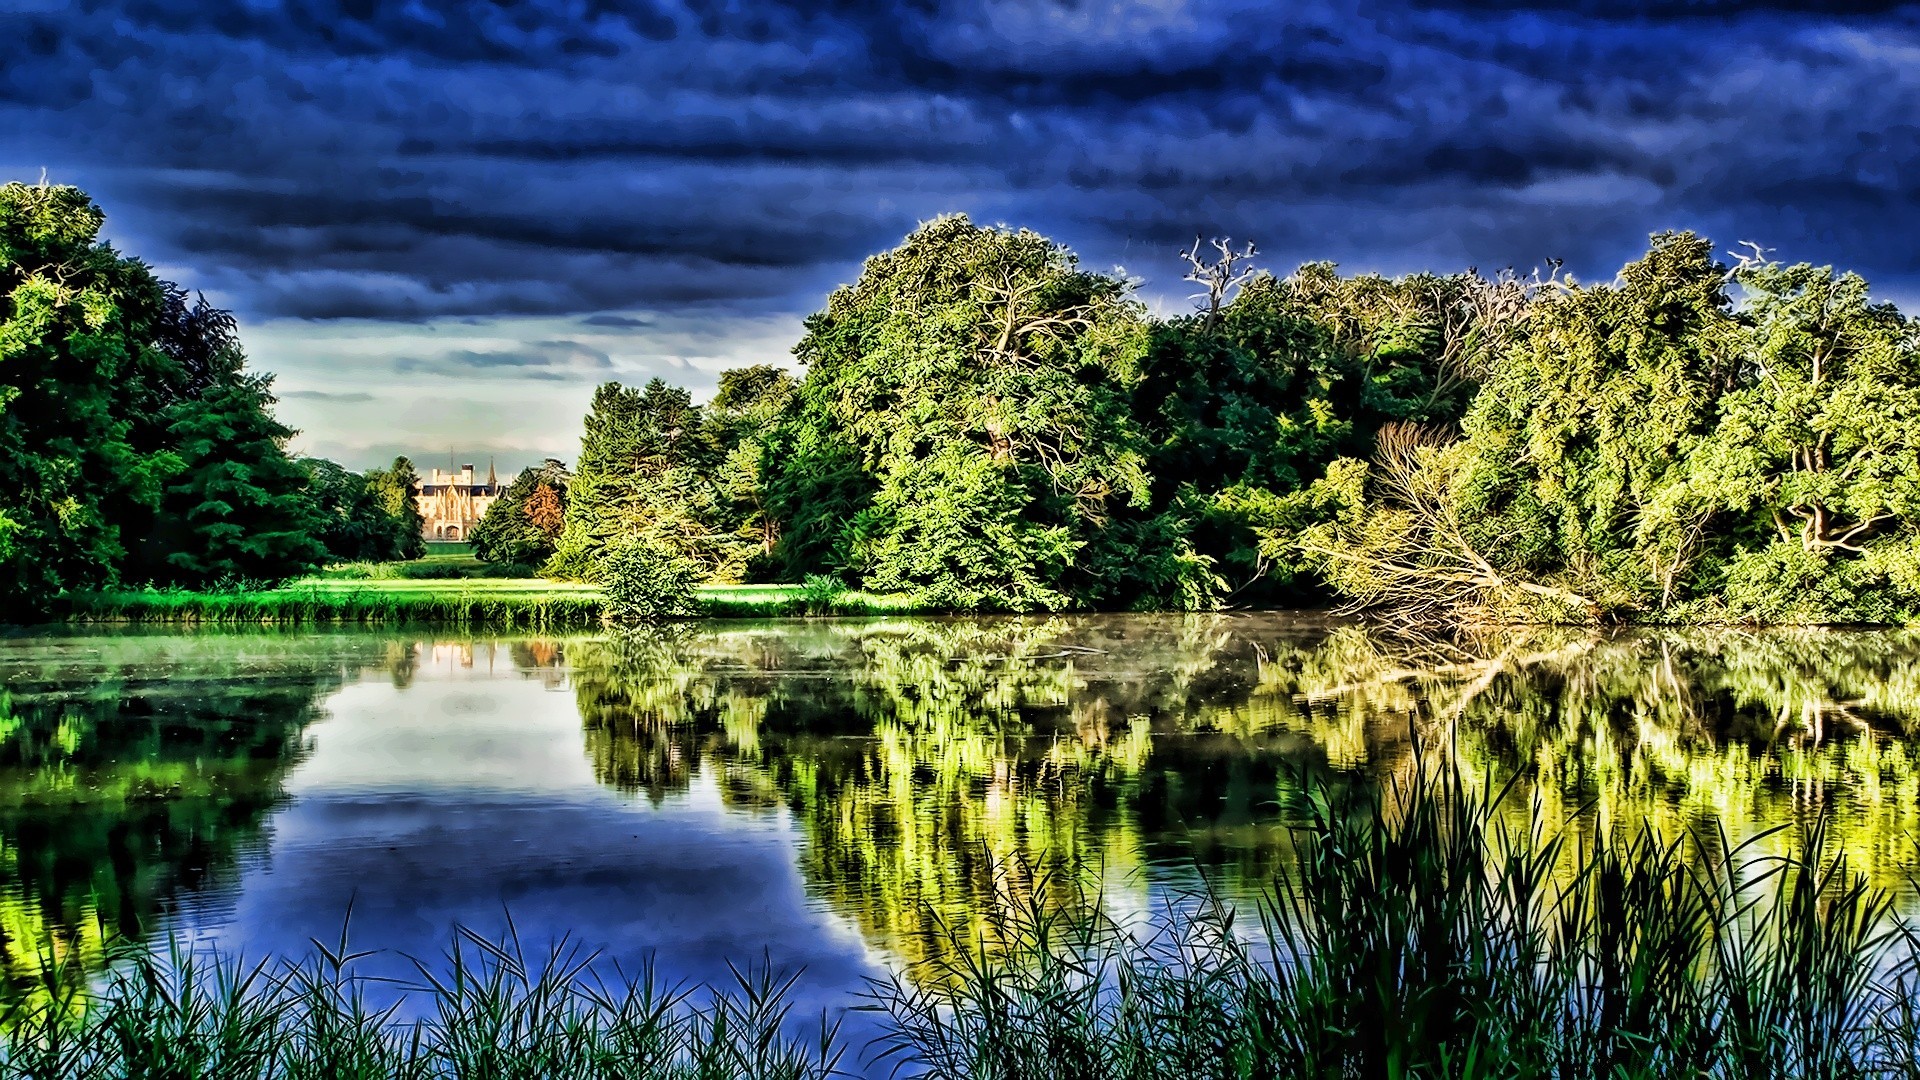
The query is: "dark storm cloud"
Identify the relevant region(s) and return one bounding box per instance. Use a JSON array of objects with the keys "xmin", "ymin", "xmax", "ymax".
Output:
[{"xmin": 6, "ymin": 0, "xmax": 1920, "ymax": 333}]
